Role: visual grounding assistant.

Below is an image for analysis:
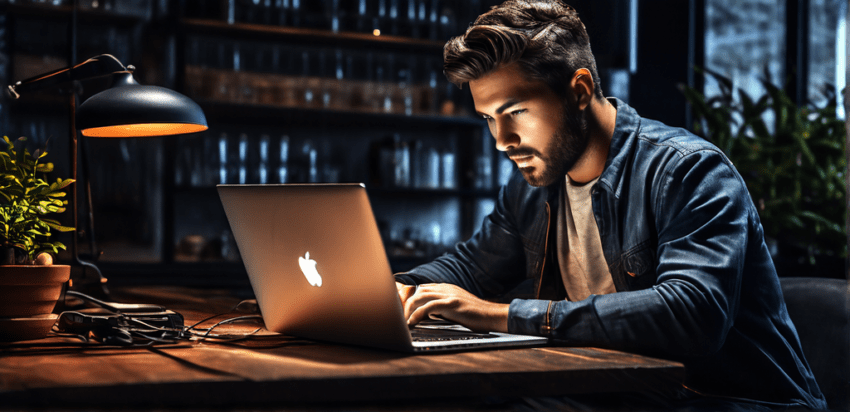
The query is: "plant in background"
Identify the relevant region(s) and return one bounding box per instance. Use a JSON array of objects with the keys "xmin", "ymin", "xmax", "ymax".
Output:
[
  {"xmin": 0, "ymin": 135, "xmax": 75, "ymax": 265},
  {"xmin": 680, "ymin": 67, "xmax": 846, "ymax": 266}
]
